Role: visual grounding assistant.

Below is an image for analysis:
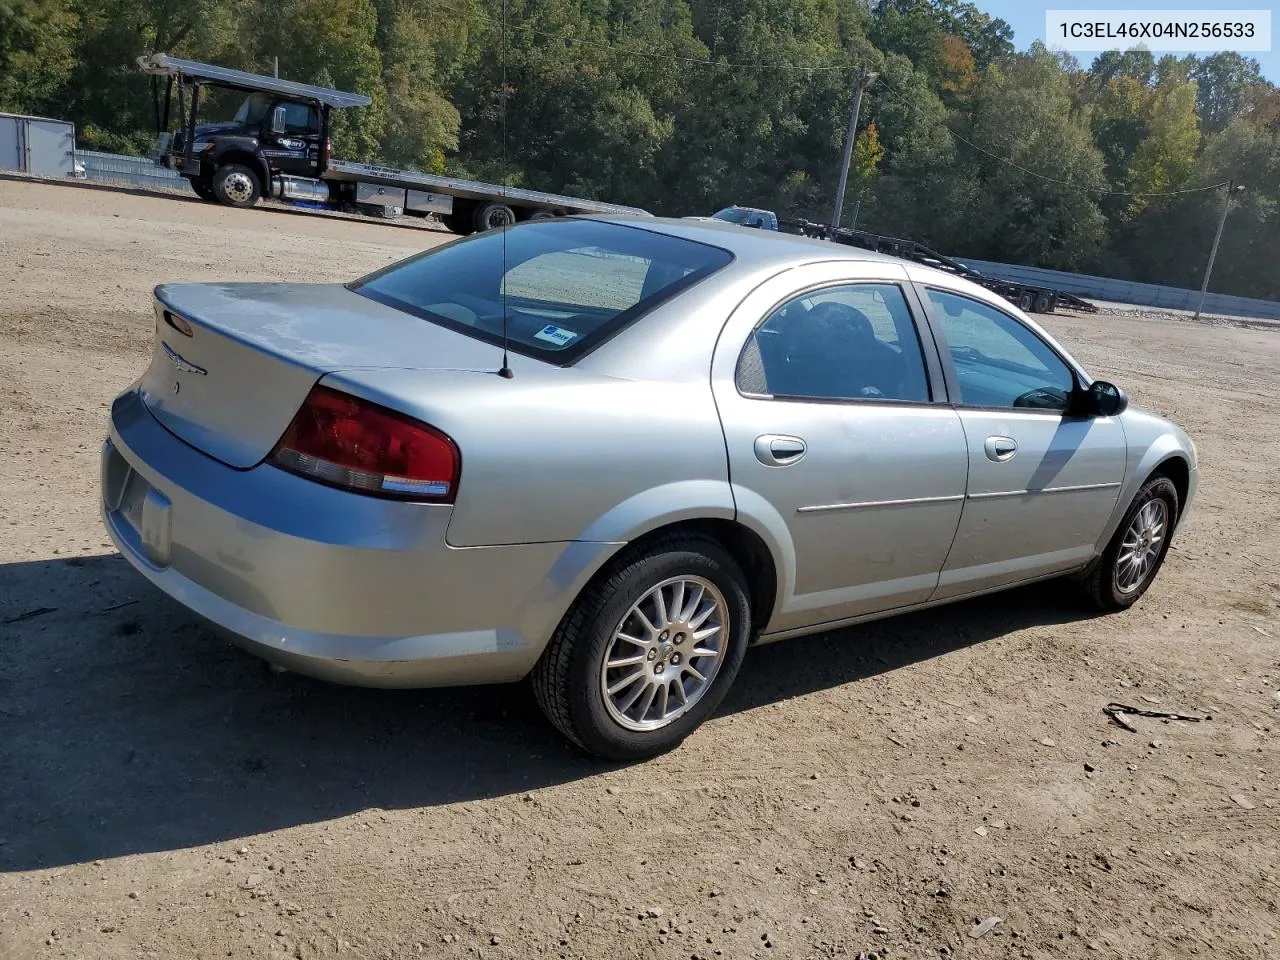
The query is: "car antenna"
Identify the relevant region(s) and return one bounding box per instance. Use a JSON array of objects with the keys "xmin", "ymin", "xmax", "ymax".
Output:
[{"xmin": 496, "ymin": 0, "xmax": 514, "ymax": 380}]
